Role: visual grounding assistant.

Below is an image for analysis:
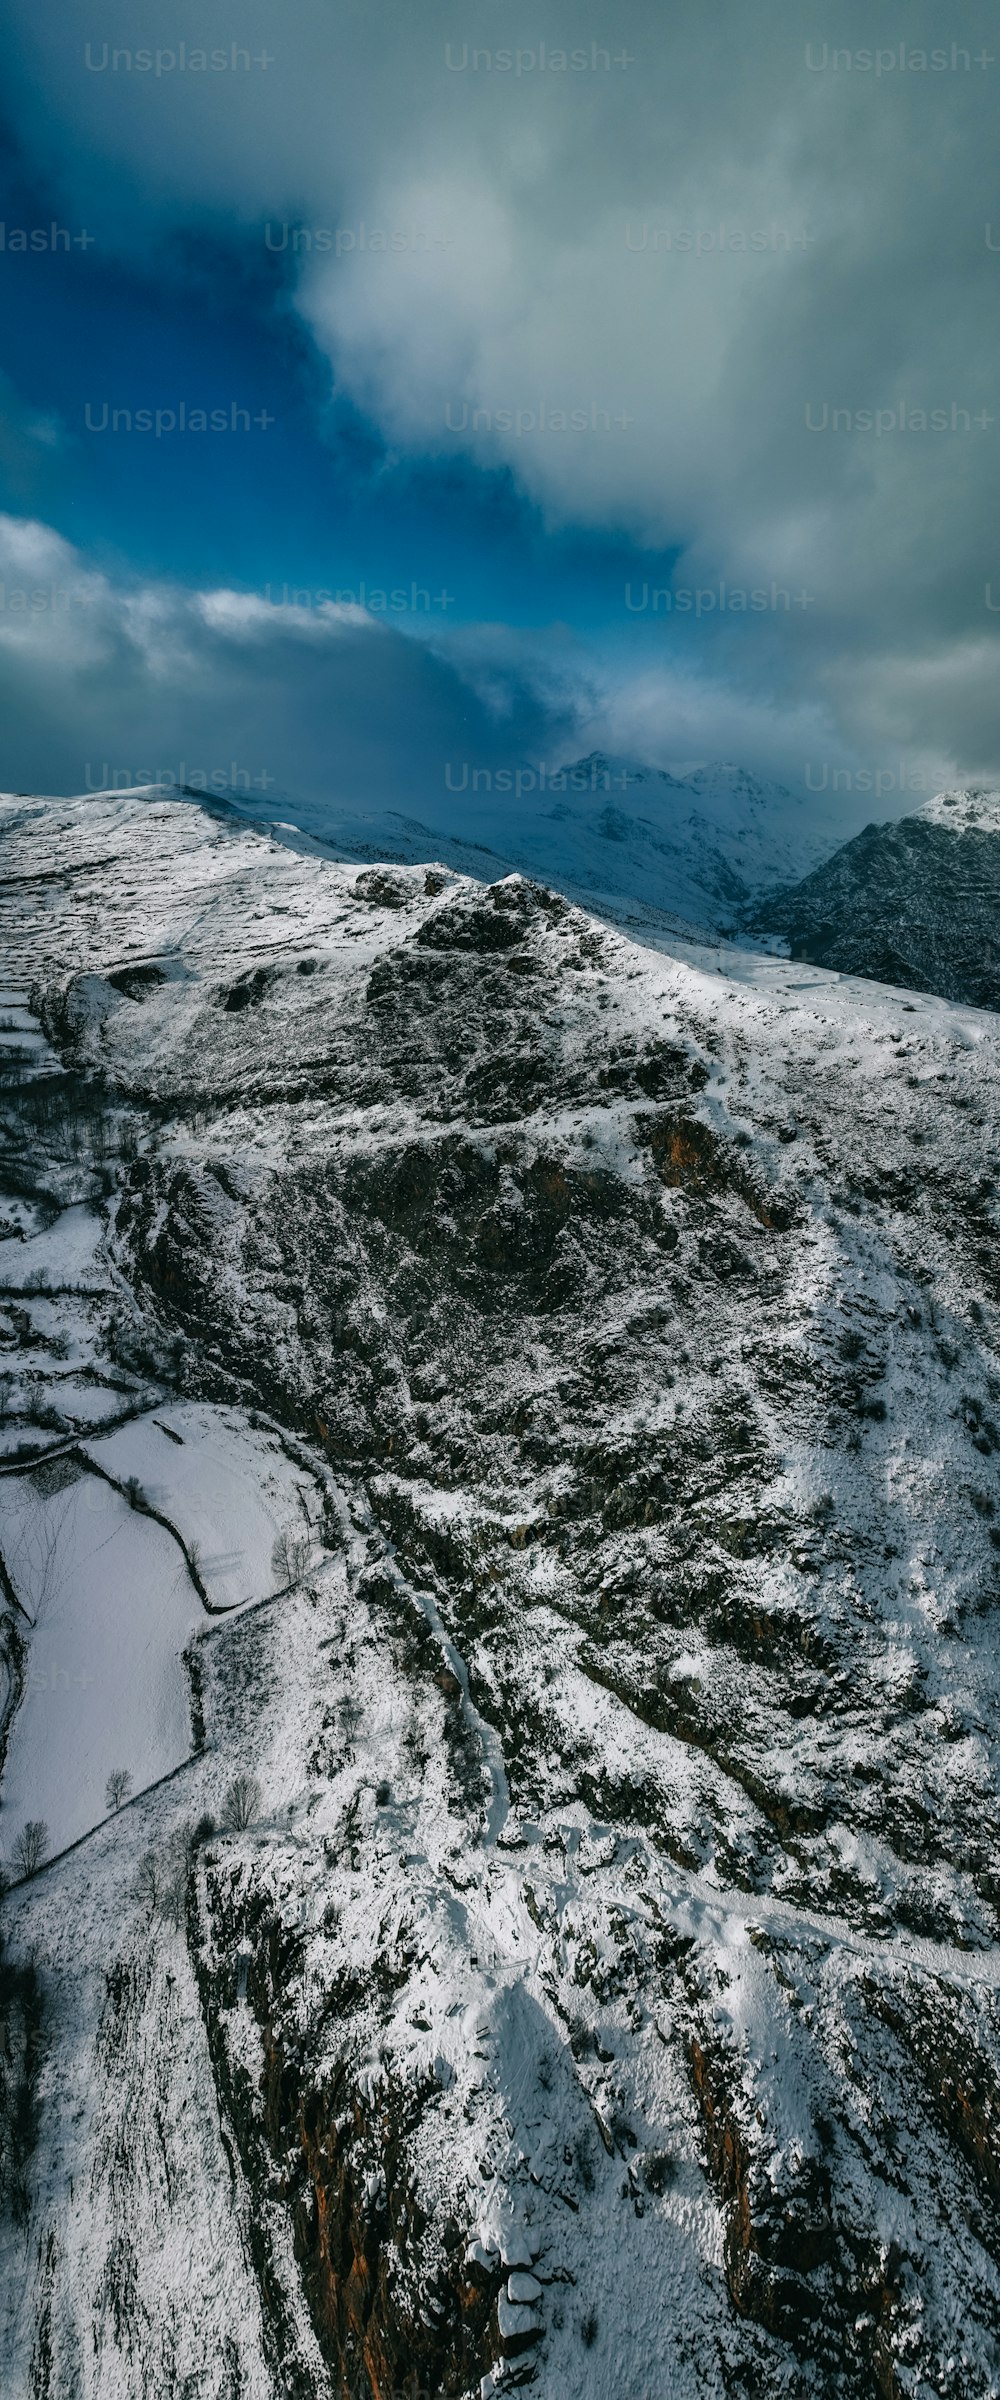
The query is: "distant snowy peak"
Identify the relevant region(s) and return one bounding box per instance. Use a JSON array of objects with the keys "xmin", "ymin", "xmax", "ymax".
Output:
[
  {"xmin": 558, "ymin": 750, "xmax": 821, "ymax": 836},
  {"xmin": 553, "ymin": 750, "xmax": 839, "ymax": 897},
  {"xmin": 557, "ymin": 750, "xmax": 687, "ymax": 793},
  {"xmin": 668, "ymin": 759, "xmax": 802, "ymax": 815},
  {"xmin": 559, "ymin": 751, "xmax": 803, "ymax": 817},
  {"xmin": 918, "ymin": 784, "xmax": 1000, "ymax": 832}
]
